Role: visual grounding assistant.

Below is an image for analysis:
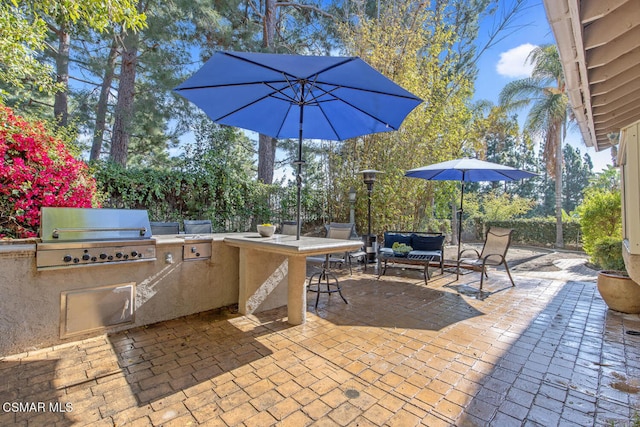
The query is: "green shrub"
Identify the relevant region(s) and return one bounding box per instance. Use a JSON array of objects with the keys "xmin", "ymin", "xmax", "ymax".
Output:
[
  {"xmin": 576, "ymin": 189, "xmax": 621, "ymax": 256},
  {"xmin": 576, "ymin": 188, "xmax": 622, "ymax": 267},
  {"xmin": 483, "ymin": 218, "xmax": 582, "ymax": 248},
  {"xmin": 592, "ymin": 237, "xmax": 626, "ymax": 271}
]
